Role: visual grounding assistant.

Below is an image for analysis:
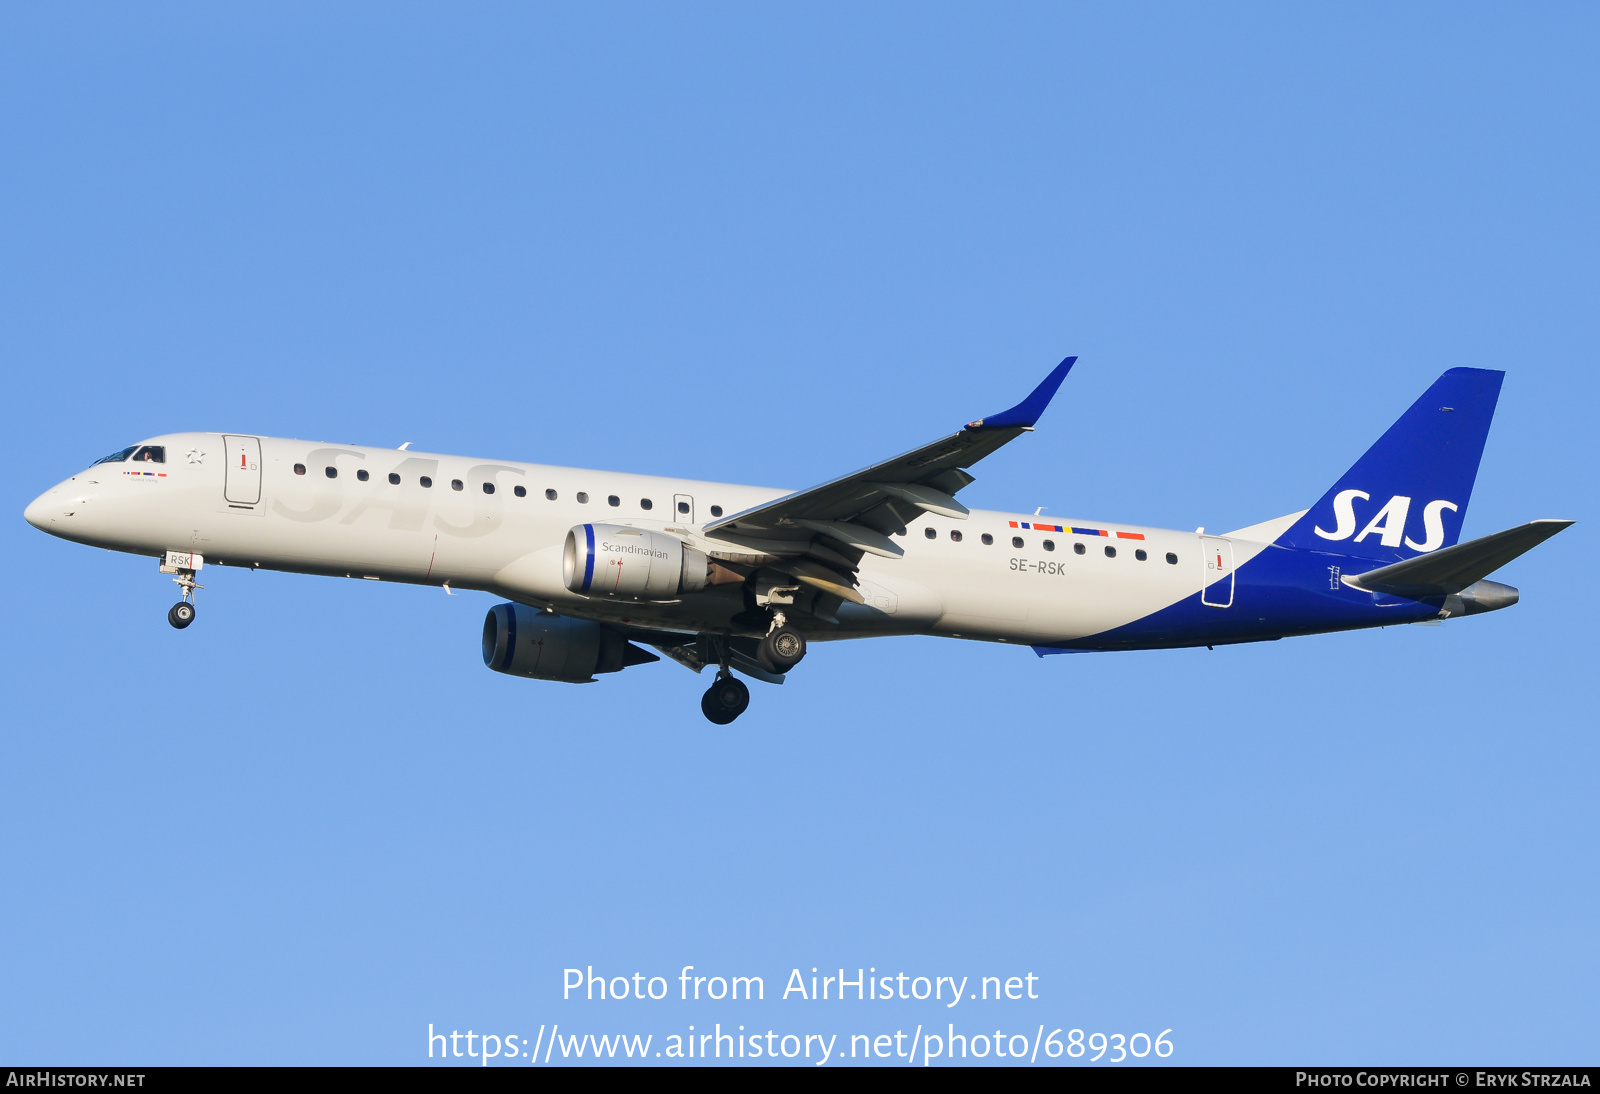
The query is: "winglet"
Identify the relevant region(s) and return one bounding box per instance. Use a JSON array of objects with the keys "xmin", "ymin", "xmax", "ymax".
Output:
[{"xmin": 968, "ymin": 356, "xmax": 1077, "ymax": 430}]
